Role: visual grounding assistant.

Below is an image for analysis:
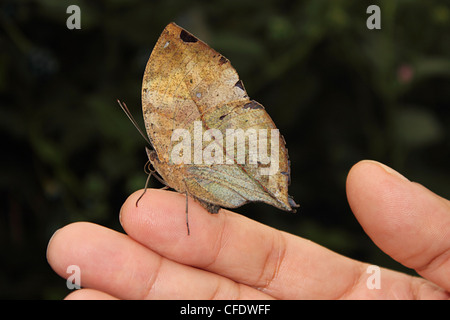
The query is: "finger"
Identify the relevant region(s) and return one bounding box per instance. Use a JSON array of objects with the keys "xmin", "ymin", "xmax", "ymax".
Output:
[
  {"xmin": 120, "ymin": 189, "xmax": 379, "ymax": 299},
  {"xmin": 47, "ymin": 222, "xmax": 270, "ymax": 299},
  {"xmin": 122, "ymin": 189, "xmax": 450, "ymax": 299},
  {"xmin": 346, "ymin": 160, "xmax": 450, "ymax": 291}
]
